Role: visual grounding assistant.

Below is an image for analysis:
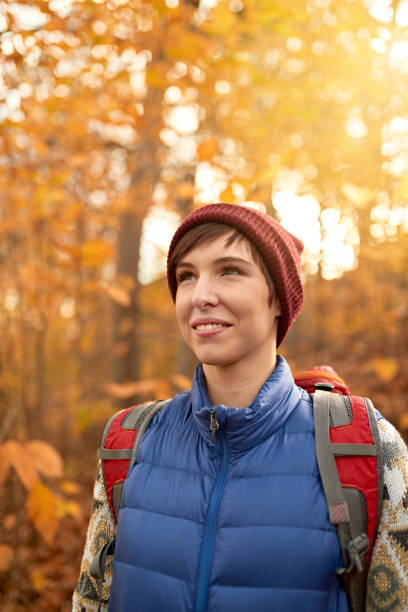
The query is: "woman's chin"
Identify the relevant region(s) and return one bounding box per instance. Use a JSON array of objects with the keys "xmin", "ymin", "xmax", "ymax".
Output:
[{"xmin": 200, "ymin": 355, "xmax": 239, "ymax": 369}]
